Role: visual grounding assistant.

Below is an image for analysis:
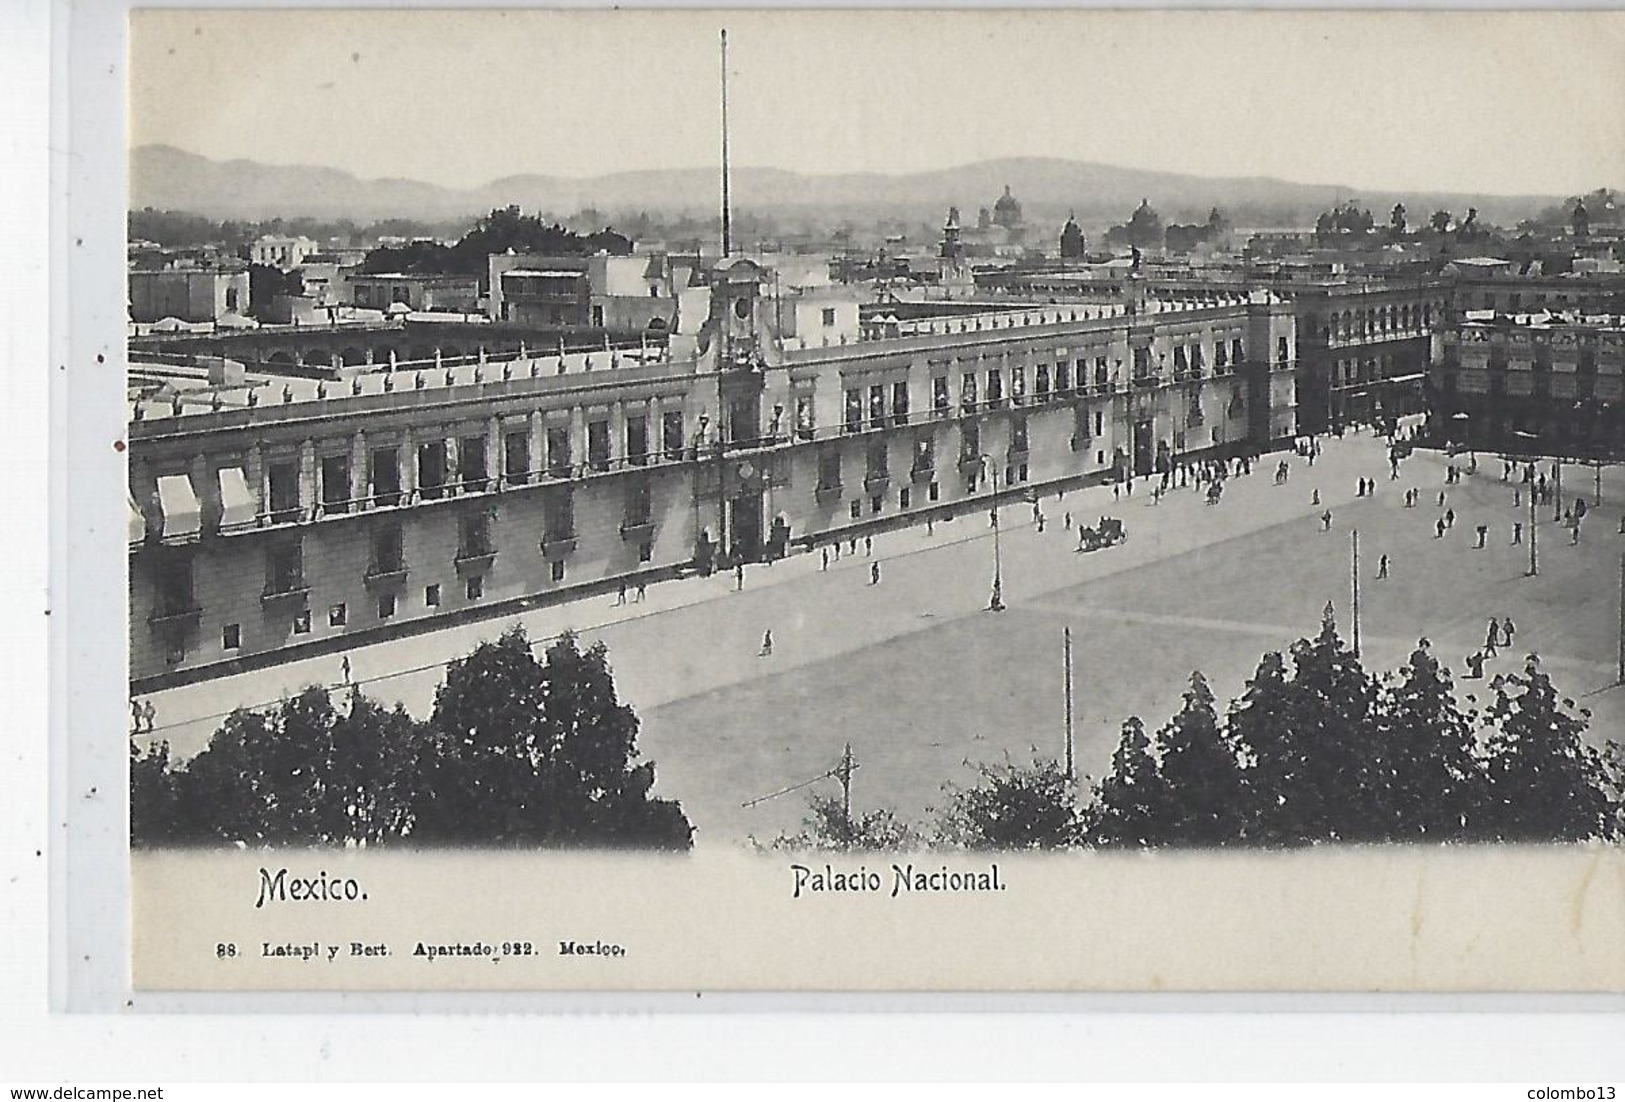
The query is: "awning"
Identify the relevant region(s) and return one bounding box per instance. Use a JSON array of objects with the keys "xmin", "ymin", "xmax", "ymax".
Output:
[
  {"xmin": 217, "ymin": 466, "xmax": 255, "ymax": 530},
  {"xmin": 128, "ymin": 497, "xmax": 146, "ymax": 544},
  {"xmin": 155, "ymin": 473, "xmax": 200, "ymax": 540}
]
